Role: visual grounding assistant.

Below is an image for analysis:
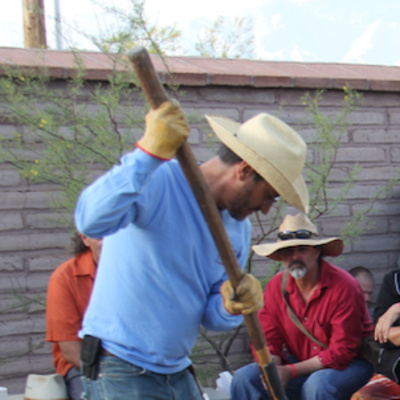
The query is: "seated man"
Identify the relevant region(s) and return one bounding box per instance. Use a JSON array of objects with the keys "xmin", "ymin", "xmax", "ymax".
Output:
[
  {"xmin": 349, "ymin": 266, "xmax": 375, "ymax": 317},
  {"xmin": 351, "ymin": 268, "xmax": 400, "ymax": 399},
  {"xmin": 46, "ymin": 233, "xmax": 102, "ymax": 400},
  {"xmin": 374, "ymin": 268, "xmax": 400, "ymax": 348},
  {"xmin": 231, "ymin": 213, "xmax": 374, "ymax": 400}
]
